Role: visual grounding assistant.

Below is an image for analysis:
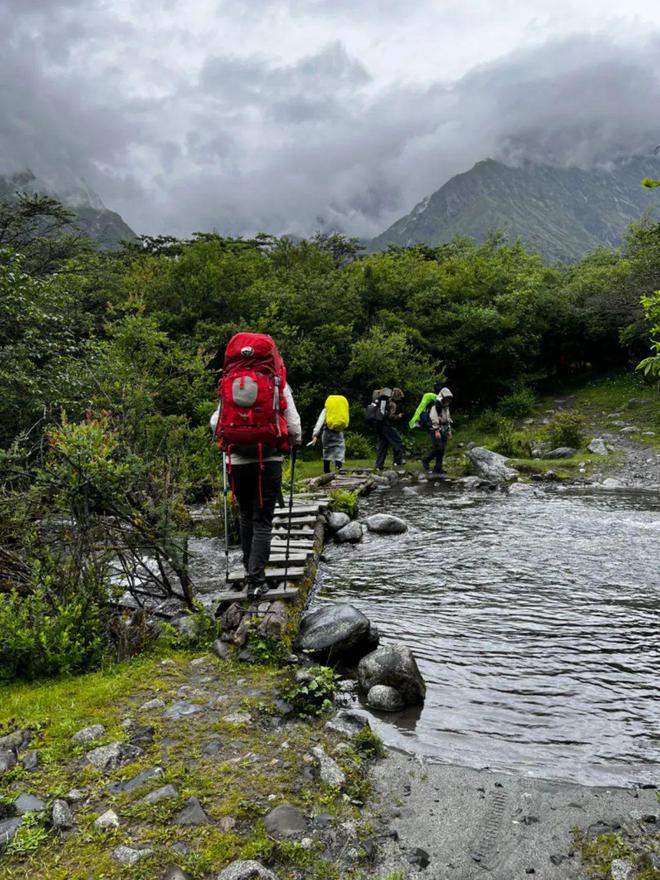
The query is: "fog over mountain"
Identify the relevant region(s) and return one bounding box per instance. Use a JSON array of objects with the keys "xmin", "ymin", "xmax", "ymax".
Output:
[{"xmin": 2, "ymin": 0, "xmax": 660, "ymax": 239}]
